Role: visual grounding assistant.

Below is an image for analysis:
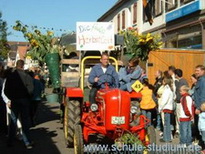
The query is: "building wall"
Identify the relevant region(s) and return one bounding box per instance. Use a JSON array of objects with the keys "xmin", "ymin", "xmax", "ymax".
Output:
[{"xmin": 98, "ymin": 0, "xmax": 205, "ymax": 49}]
